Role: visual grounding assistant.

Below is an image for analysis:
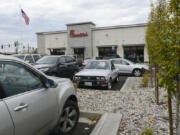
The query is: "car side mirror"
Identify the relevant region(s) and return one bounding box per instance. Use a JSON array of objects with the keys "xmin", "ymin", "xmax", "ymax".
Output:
[{"xmin": 44, "ymin": 79, "xmax": 57, "ymax": 88}]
